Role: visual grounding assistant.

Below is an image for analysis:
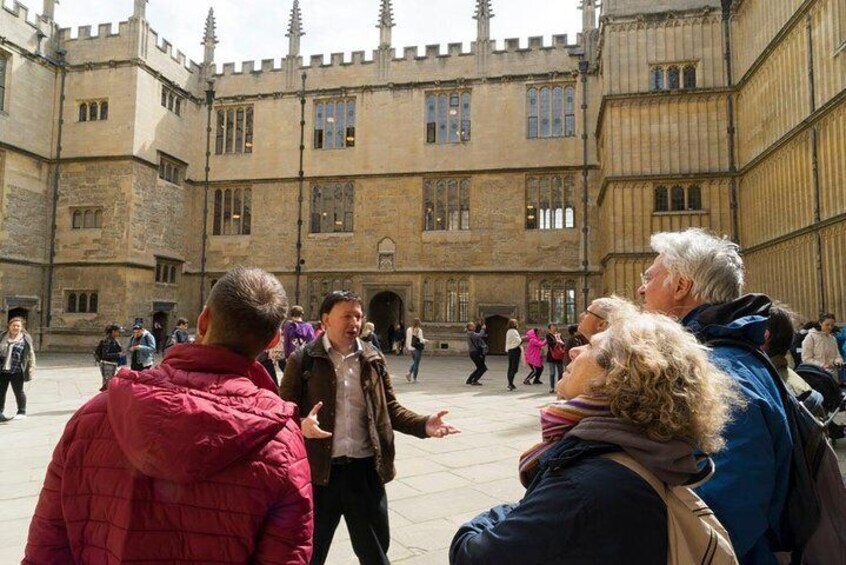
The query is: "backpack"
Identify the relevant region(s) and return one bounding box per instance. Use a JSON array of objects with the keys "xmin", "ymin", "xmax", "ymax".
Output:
[
  {"xmin": 94, "ymin": 339, "xmax": 105, "ymax": 363},
  {"xmin": 603, "ymin": 452, "xmax": 738, "ymax": 565},
  {"xmin": 708, "ymin": 338, "xmax": 846, "ymax": 565}
]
